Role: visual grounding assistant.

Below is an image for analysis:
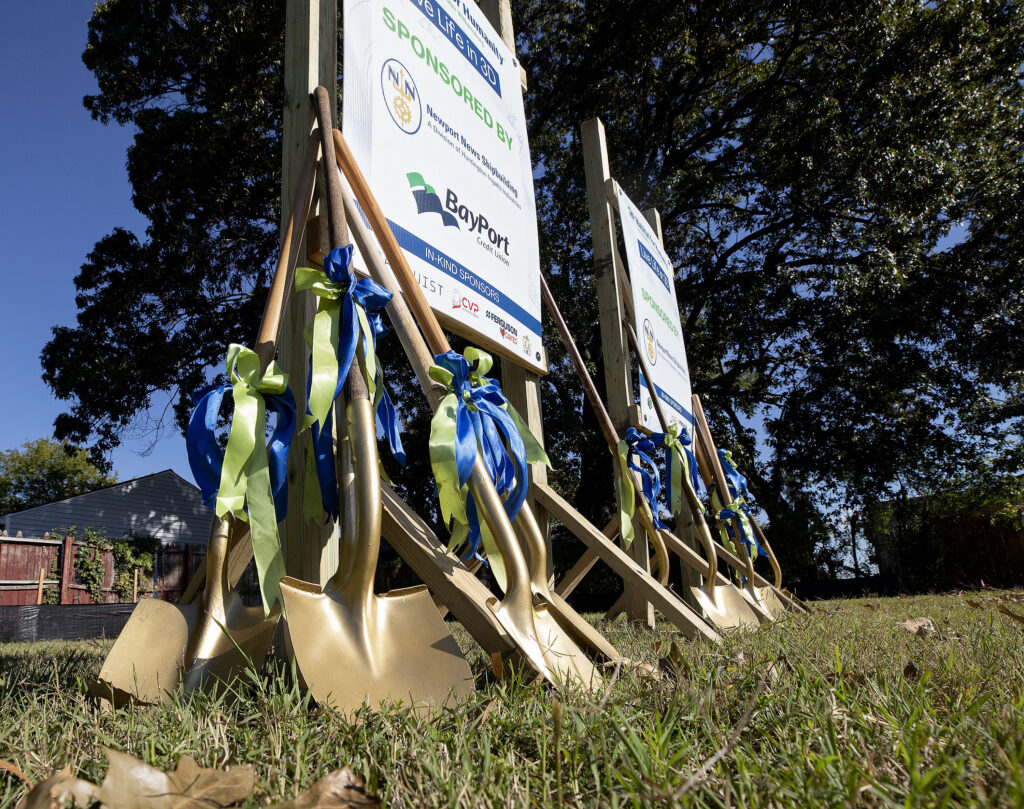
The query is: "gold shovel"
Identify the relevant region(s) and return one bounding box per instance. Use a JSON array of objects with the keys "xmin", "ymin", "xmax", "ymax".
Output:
[
  {"xmin": 620, "ymin": 322, "xmax": 760, "ymax": 630},
  {"xmin": 277, "ymin": 91, "xmax": 475, "ymax": 714},
  {"xmin": 330, "ymin": 124, "xmax": 598, "ymax": 692},
  {"xmin": 514, "ymin": 503, "xmax": 621, "ymax": 662},
  {"xmin": 93, "ymin": 130, "xmax": 321, "ymax": 705},
  {"xmin": 690, "ymin": 396, "xmax": 786, "ymax": 619},
  {"xmin": 541, "ymin": 275, "xmax": 753, "ymax": 633}
]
